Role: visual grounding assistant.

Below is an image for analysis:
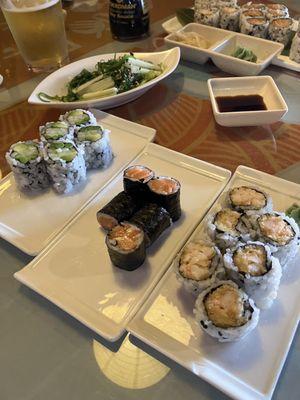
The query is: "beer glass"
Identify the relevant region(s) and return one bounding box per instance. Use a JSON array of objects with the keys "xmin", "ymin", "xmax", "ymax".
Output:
[{"xmin": 1, "ymin": 0, "xmax": 69, "ymax": 72}]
